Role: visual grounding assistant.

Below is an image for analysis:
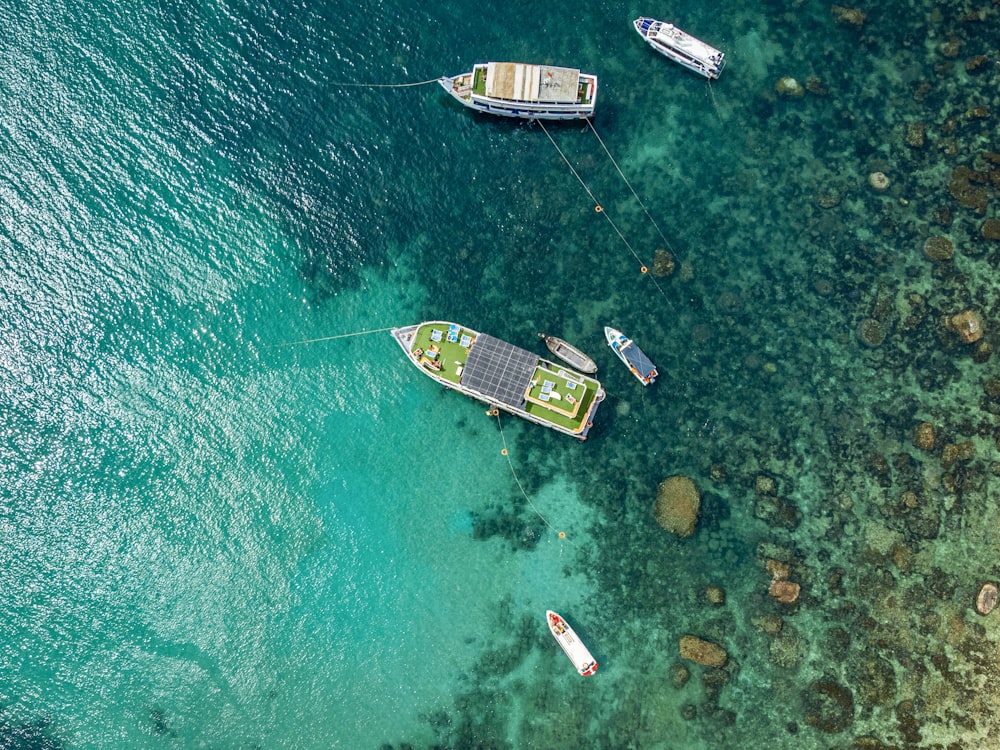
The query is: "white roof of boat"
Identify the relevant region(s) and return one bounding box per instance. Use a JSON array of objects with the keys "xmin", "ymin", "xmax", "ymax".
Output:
[
  {"xmin": 484, "ymin": 63, "xmax": 581, "ymax": 103},
  {"xmin": 649, "ymin": 23, "xmax": 722, "ymax": 59}
]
